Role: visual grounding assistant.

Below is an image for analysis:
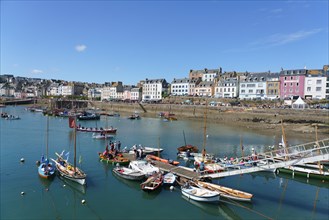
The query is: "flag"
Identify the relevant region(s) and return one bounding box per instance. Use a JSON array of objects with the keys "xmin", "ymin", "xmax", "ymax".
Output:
[
  {"xmin": 242, "ymin": 145, "xmax": 244, "ymax": 151},
  {"xmin": 69, "ymin": 116, "xmax": 76, "ymax": 128},
  {"xmin": 79, "ymin": 155, "xmax": 82, "ymax": 164}
]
